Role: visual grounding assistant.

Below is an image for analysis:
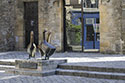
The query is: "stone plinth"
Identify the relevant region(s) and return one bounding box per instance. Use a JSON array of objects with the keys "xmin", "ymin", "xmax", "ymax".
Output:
[
  {"xmin": 15, "ymin": 60, "xmax": 38, "ymax": 70},
  {"xmin": 5, "ymin": 59, "xmax": 67, "ymax": 77}
]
